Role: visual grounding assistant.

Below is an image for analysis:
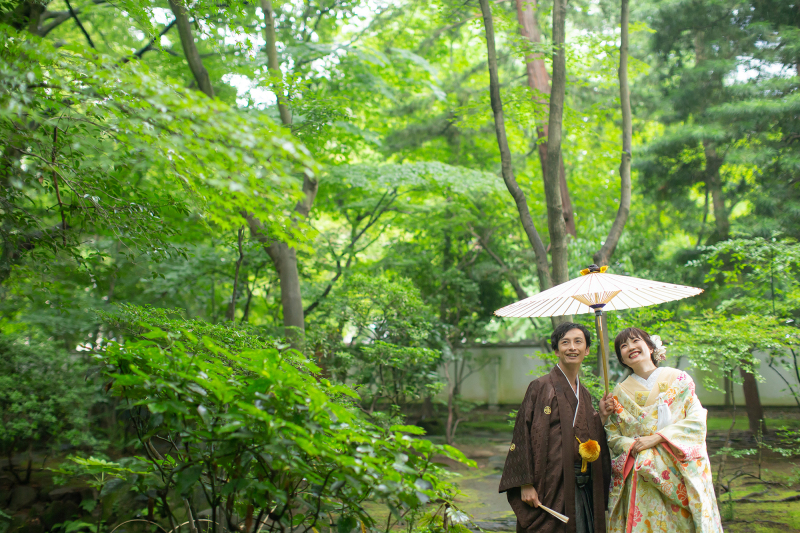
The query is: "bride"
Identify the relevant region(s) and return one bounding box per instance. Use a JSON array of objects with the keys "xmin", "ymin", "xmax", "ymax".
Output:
[{"xmin": 598, "ymin": 327, "xmax": 722, "ymax": 533}]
